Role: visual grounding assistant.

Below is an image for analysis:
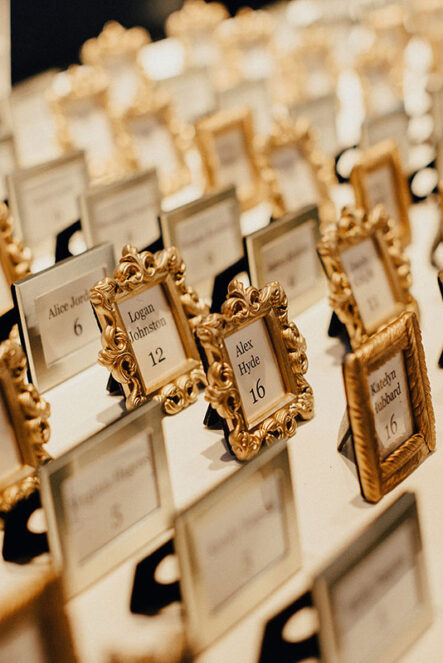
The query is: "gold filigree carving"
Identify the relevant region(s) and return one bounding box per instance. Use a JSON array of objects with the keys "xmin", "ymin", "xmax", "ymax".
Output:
[
  {"xmin": 196, "ymin": 279, "xmax": 313, "ymax": 461},
  {"xmin": 317, "ymin": 205, "xmax": 417, "ymax": 350},
  {"xmin": 166, "ymin": 0, "xmax": 228, "ymax": 61},
  {"xmin": 0, "ymin": 203, "xmax": 32, "ymax": 314},
  {"xmin": 343, "ymin": 311, "xmax": 435, "ymax": 503},
  {"xmin": 0, "ymin": 336, "xmax": 51, "ymax": 513},
  {"xmin": 258, "ymin": 116, "xmax": 337, "ymax": 226},
  {"xmin": 90, "ymin": 245, "xmax": 209, "ymax": 414},
  {"xmin": 81, "ymin": 21, "xmax": 151, "ymax": 65}
]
